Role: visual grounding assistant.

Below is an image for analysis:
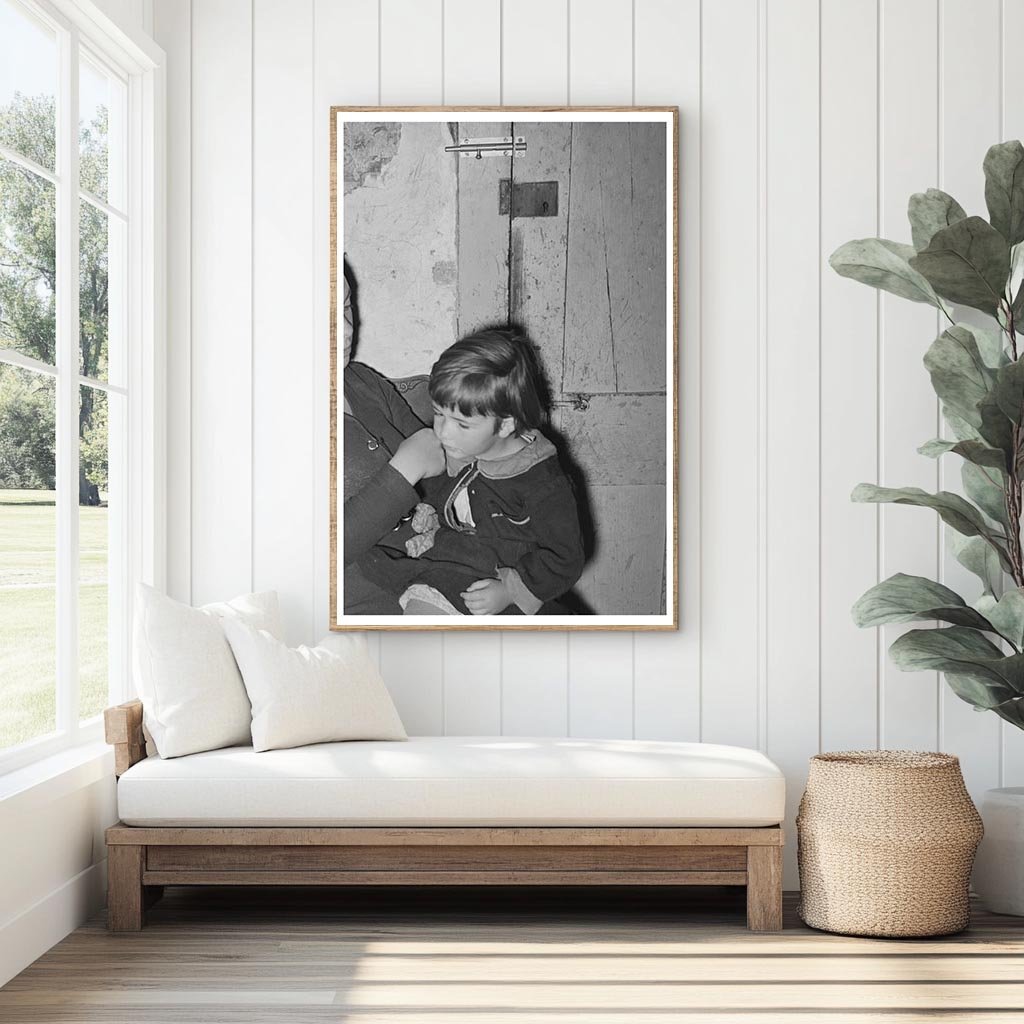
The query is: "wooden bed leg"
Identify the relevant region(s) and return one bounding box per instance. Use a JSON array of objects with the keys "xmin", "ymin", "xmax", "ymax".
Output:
[
  {"xmin": 107, "ymin": 845, "xmax": 145, "ymax": 931},
  {"xmin": 746, "ymin": 845, "xmax": 783, "ymax": 932}
]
